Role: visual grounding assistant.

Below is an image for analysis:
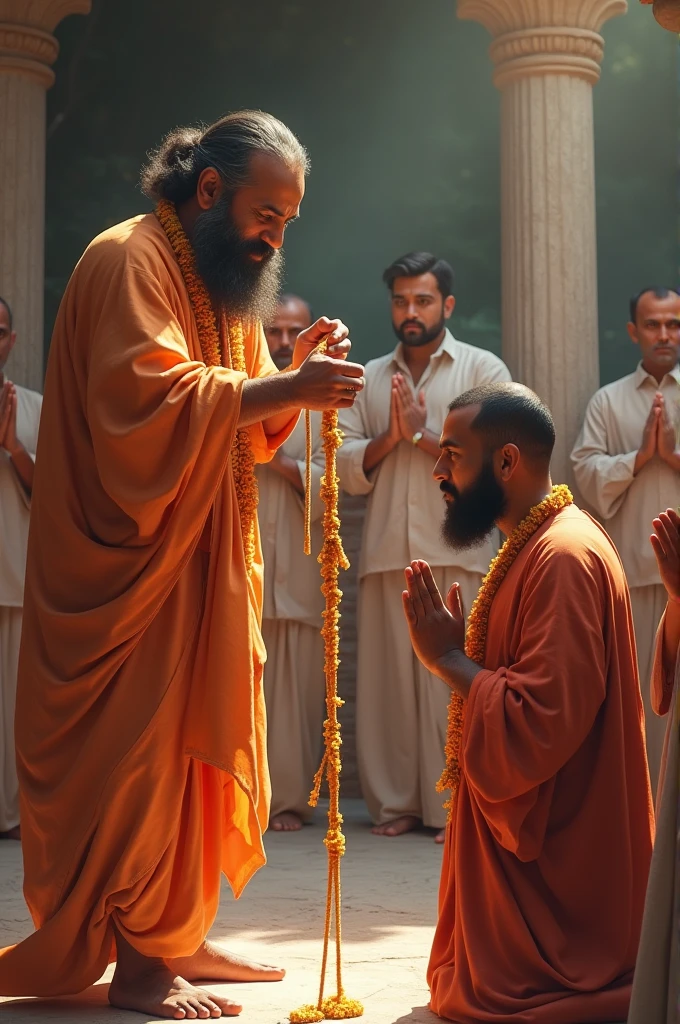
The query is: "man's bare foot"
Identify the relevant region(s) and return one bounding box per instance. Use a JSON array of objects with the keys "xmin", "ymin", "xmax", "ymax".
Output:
[
  {"xmin": 109, "ymin": 960, "xmax": 241, "ymax": 1019},
  {"xmin": 111, "ymin": 925, "xmax": 242, "ymax": 1019},
  {"xmin": 371, "ymin": 815, "xmax": 420, "ymax": 837},
  {"xmin": 434, "ymin": 829, "xmax": 446, "ymax": 844},
  {"xmin": 0, "ymin": 825, "xmax": 20, "ymax": 841},
  {"xmin": 167, "ymin": 940, "xmax": 285, "ymax": 984},
  {"xmin": 270, "ymin": 811, "xmax": 303, "ymax": 832}
]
